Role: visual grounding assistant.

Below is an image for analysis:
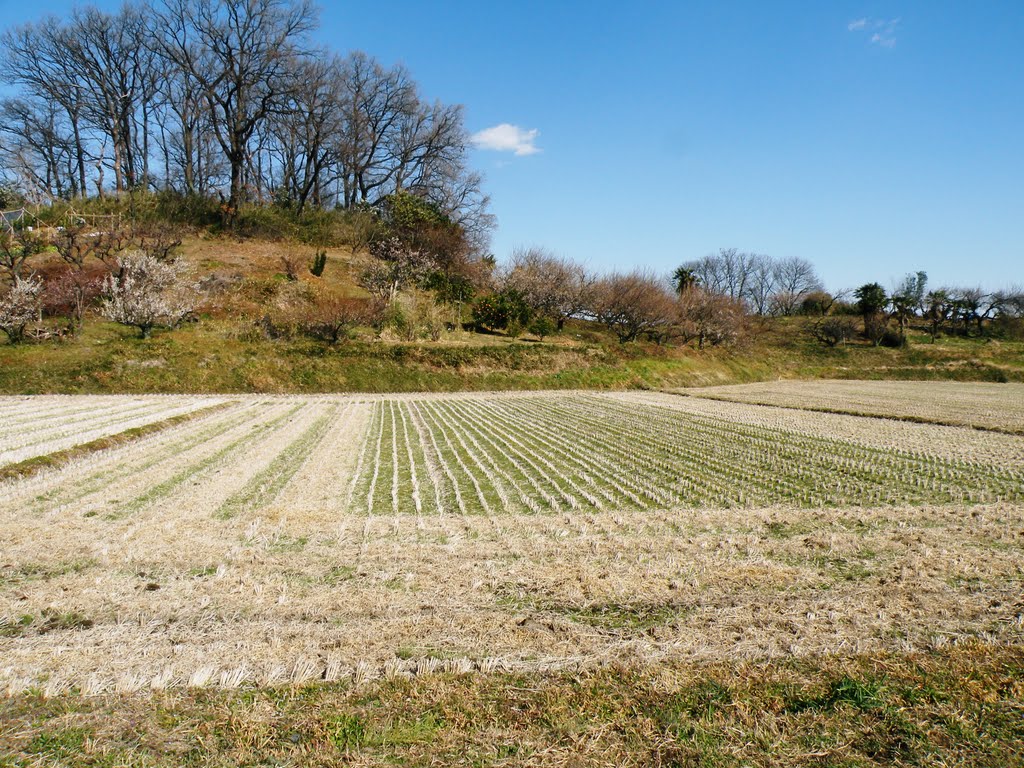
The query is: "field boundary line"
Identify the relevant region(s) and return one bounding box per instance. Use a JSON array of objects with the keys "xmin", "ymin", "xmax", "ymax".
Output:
[
  {"xmin": 0, "ymin": 402, "xmax": 236, "ymax": 483},
  {"xmin": 666, "ymin": 390, "xmax": 1024, "ymax": 437}
]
